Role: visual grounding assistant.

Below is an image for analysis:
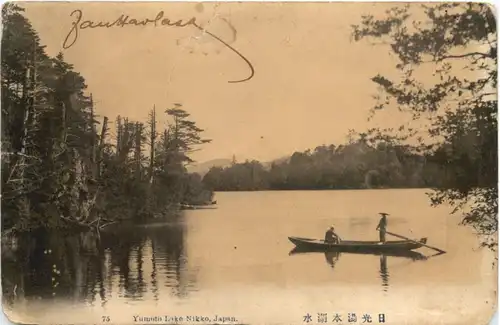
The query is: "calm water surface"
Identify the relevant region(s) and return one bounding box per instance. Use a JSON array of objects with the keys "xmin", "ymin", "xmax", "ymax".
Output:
[{"xmin": 2, "ymin": 189, "xmax": 496, "ymax": 325}]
